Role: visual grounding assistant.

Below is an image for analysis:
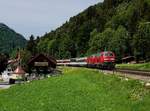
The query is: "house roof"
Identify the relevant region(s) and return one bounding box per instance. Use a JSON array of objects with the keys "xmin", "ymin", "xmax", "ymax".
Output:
[
  {"xmin": 27, "ymin": 54, "xmax": 56, "ymax": 68},
  {"xmin": 13, "ymin": 66, "xmax": 26, "ymax": 75},
  {"xmin": 122, "ymin": 56, "xmax": 135, "ymax": 60}
]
